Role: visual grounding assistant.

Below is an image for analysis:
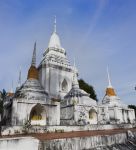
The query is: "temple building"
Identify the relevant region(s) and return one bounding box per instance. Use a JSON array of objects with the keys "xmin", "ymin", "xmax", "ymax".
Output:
[
  {"xmin": 5, "ymin": 43, "xmax": 60, "ymax": 126},
  {"xmin": 61, "ymin": 64, "xmax": 98, "ymax": 125},
  {"xmin": 1, "ymin": 19, "xmax": 135, "ymax": 135},
  {"xmin": 38, "ymin": 17, "xmax": 74, "ymax": 99},
  {"xmin": 98, "ymin": 69, "xmax": 135, "ymax": 124}
]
